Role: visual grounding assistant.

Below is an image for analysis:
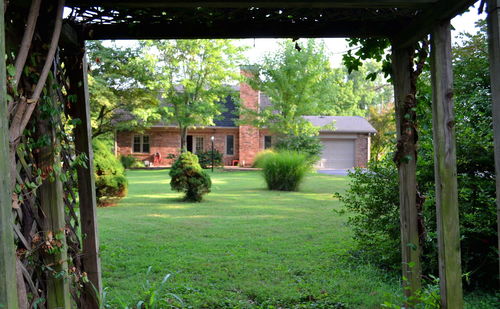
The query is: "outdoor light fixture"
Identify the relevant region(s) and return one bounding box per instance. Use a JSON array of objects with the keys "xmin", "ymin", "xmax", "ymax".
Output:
[{"xmin": 211, "ymin": 136, "xmax": 215, "ymax": 172}]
